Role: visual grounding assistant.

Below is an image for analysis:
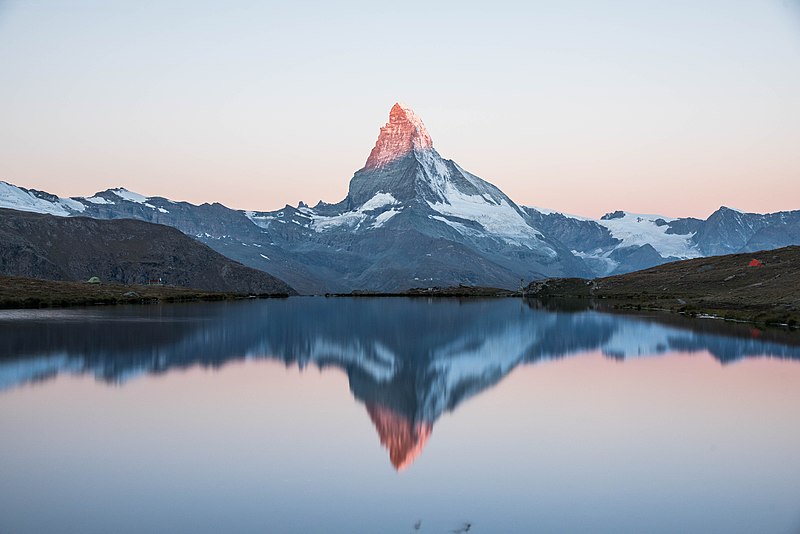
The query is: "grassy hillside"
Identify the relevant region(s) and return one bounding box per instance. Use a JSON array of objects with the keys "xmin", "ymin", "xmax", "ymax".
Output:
[
  {"xmin": 0, "ymin": 275, "xmax": 288, "ymax": 309},
  {"xmin": 526, "ymin": 246, "xmax": 800, "ymax": 326}
]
